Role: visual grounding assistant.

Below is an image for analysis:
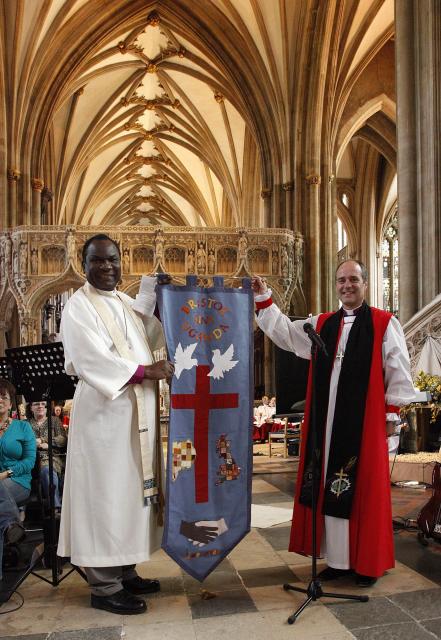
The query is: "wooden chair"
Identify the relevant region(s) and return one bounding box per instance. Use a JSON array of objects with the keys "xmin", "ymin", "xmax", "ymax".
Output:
[{"xmin": 268, "ymin": 418, "xmax": 301, "ymax": 458}]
